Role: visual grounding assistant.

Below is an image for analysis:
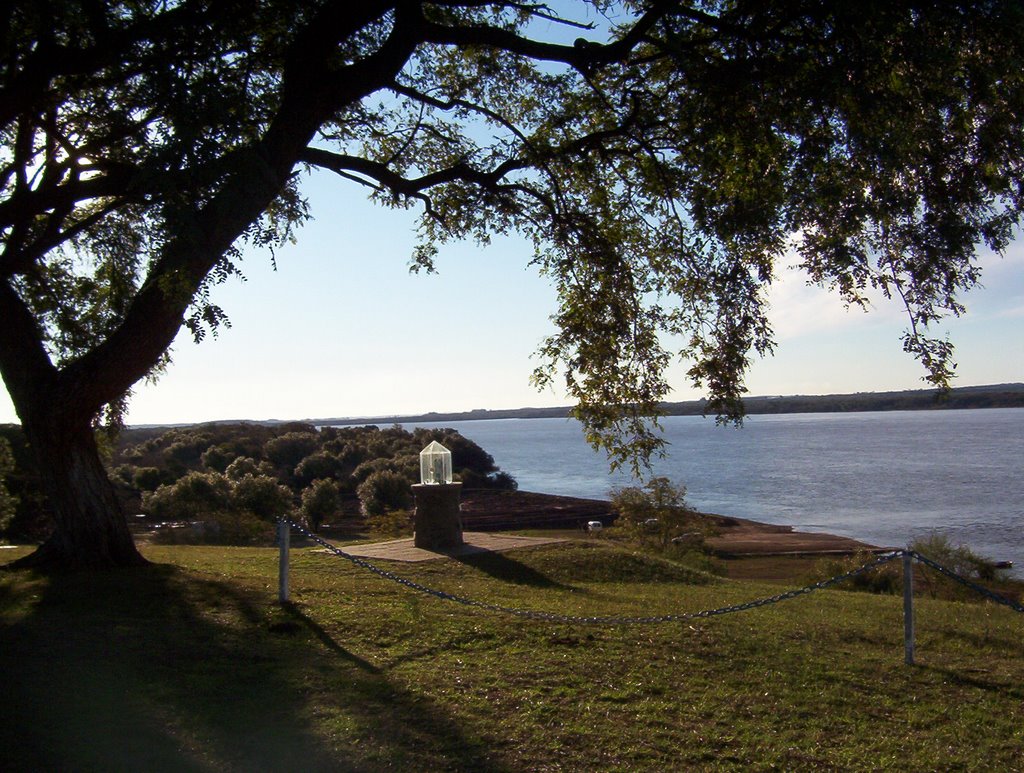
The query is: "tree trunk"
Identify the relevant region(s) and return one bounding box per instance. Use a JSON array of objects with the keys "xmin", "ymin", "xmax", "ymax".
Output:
[{"xmin": 9, "ymin": 412, "xmax": 146, "ymax": 570}]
